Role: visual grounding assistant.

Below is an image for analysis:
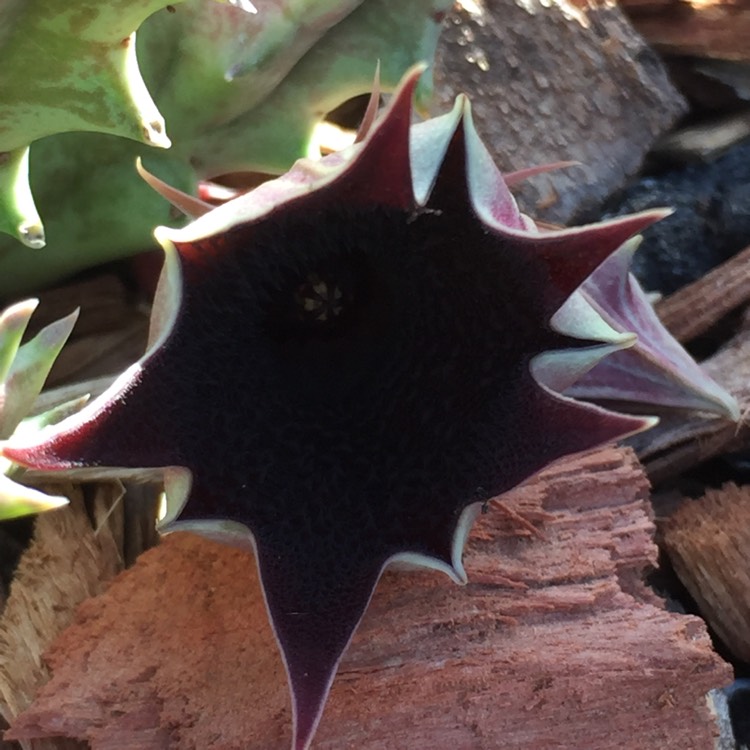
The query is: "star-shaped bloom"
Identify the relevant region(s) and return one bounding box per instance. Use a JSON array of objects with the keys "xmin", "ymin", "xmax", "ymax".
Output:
[{"xmin": 4, "ymin": 69, "xmax": 664, "ymax": 749}]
